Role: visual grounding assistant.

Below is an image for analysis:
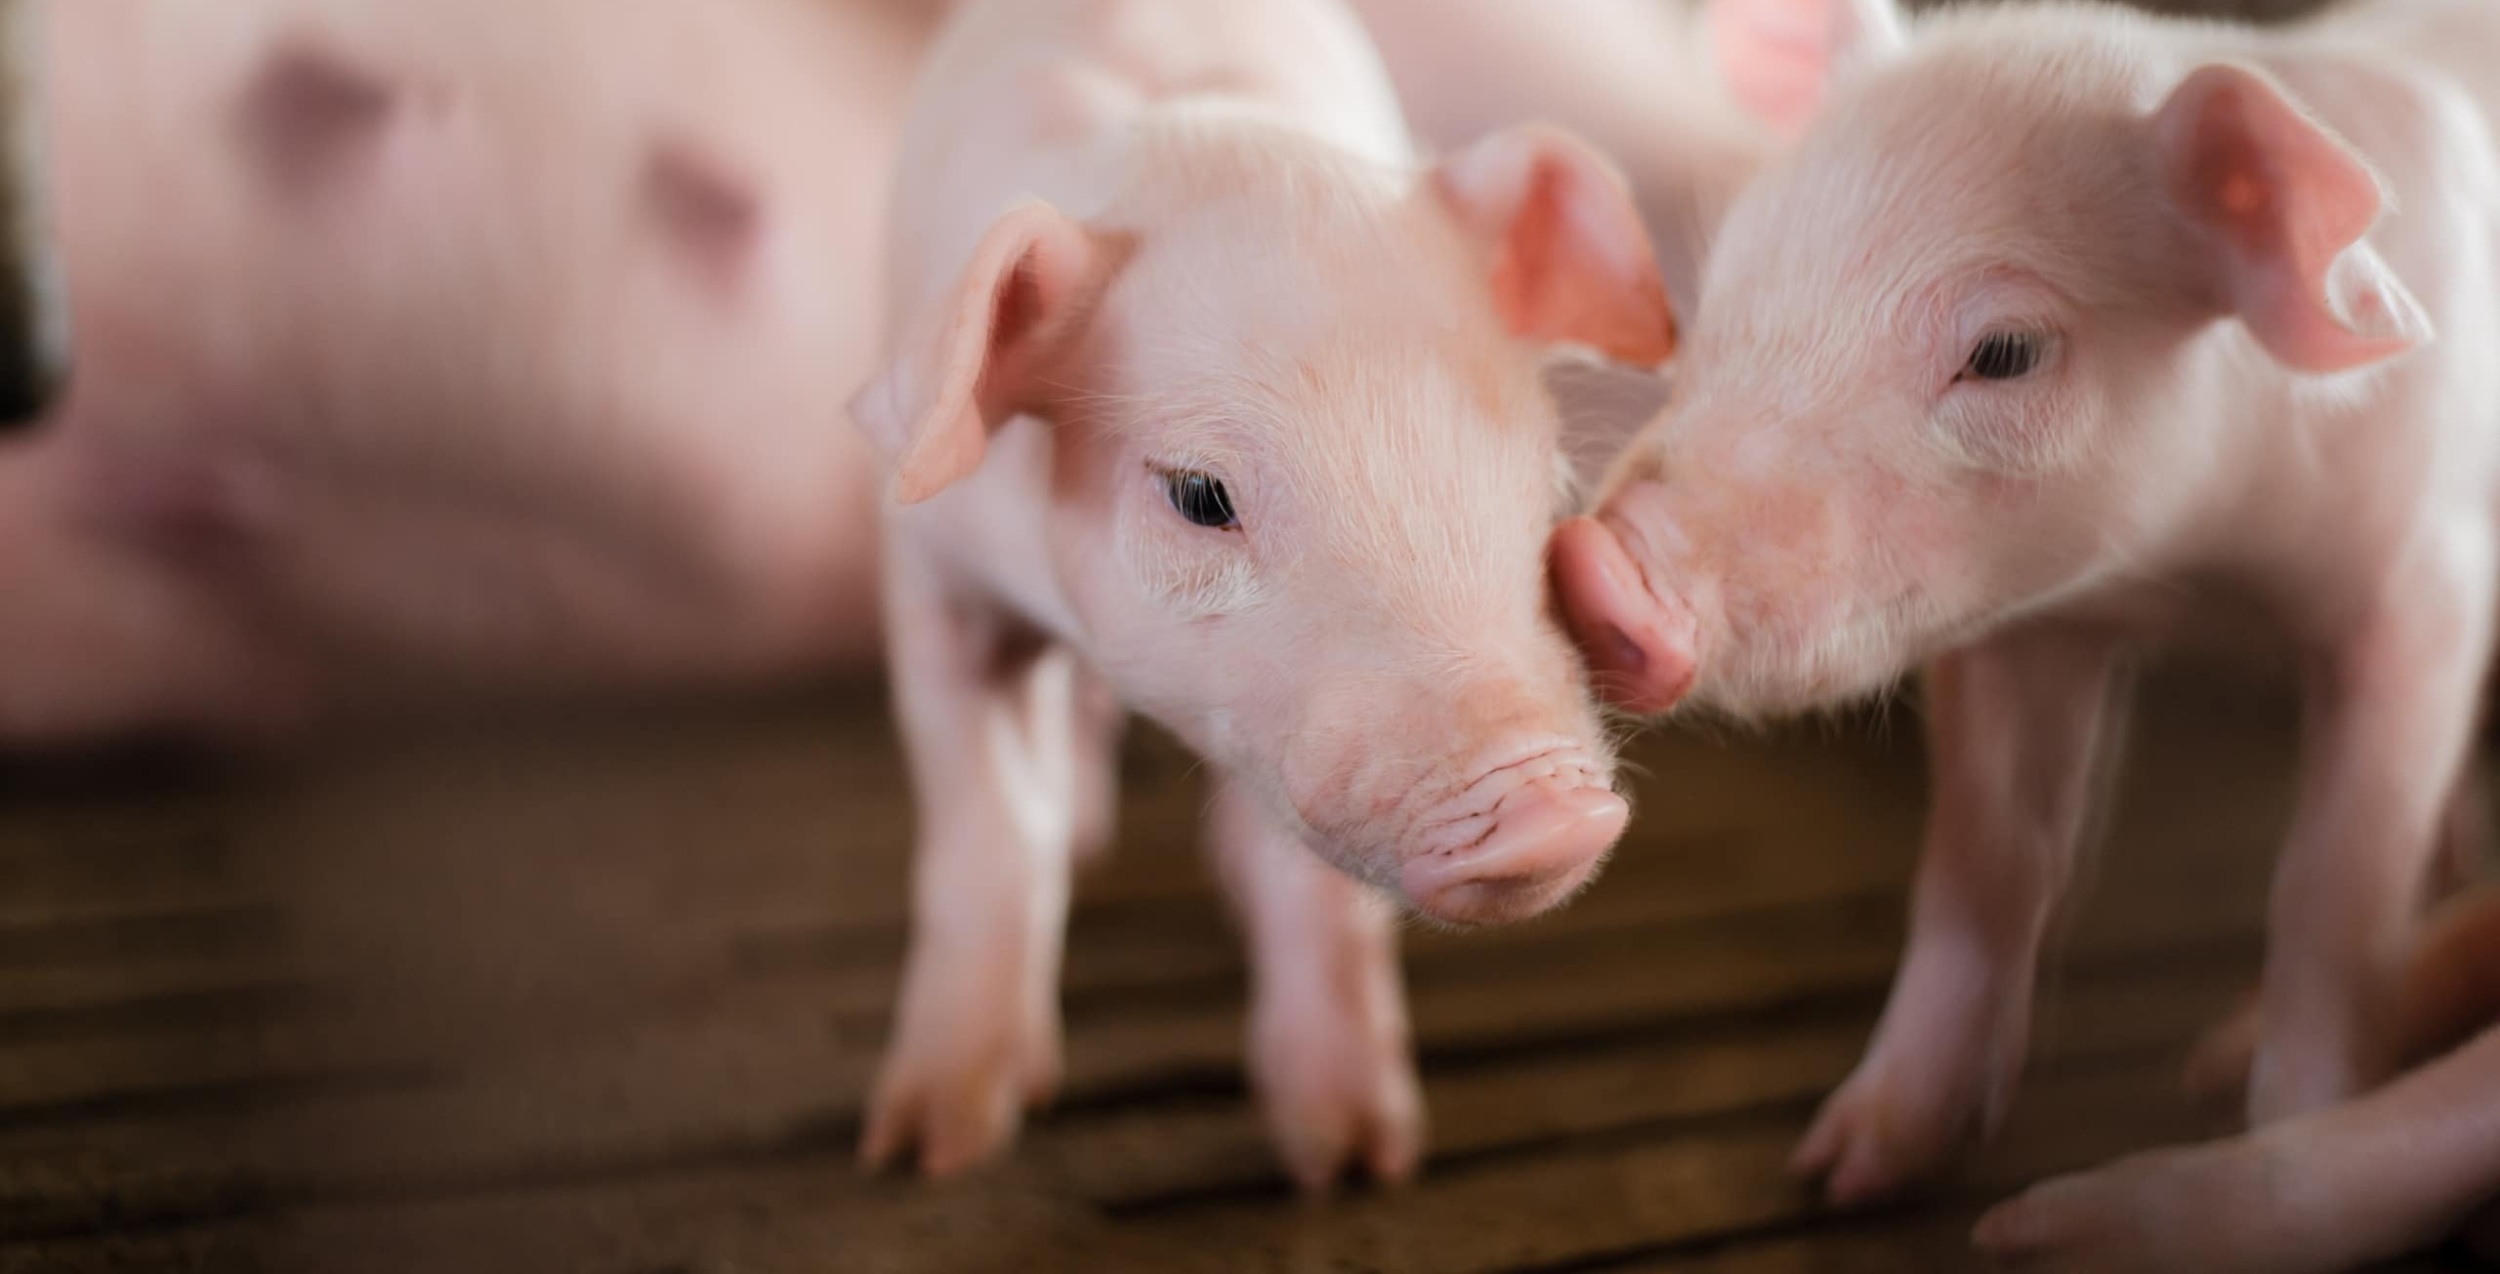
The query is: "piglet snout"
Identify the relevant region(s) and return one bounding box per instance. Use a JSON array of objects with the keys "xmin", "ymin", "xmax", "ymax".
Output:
[
  {"xmin": 1552, "ymin": 508, "xmax": 1699, "ymax": 713},
  {"xmin": 1401, "ymin": 750, "xmax": 1628, "ymax": 926}
]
